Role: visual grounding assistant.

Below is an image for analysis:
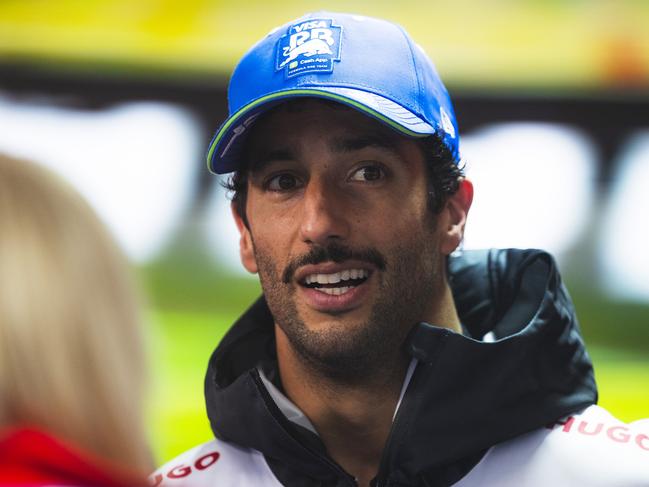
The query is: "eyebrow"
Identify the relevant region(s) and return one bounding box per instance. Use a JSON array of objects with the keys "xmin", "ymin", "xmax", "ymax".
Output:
[
  {"xmin": 248, "ymin": 149, "xmax": 294, "ymax": 174},
  {"xmin": 330, "ymin": 134, "xmax": 401, "ymax": 157},
  {"xmin": 248, "ymin": 132, "xmax": 403, "ymax": 174}
]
